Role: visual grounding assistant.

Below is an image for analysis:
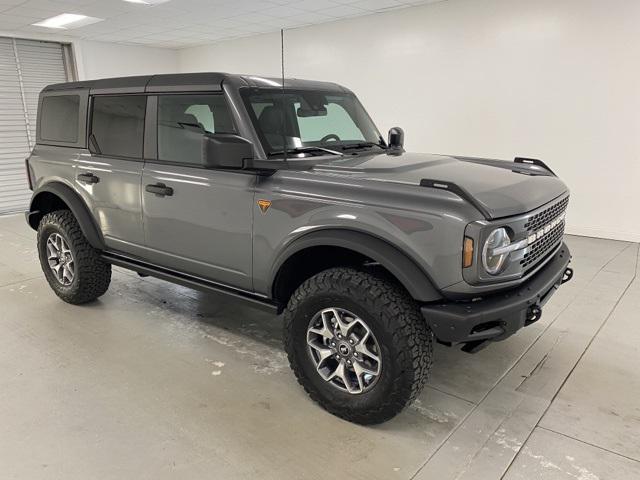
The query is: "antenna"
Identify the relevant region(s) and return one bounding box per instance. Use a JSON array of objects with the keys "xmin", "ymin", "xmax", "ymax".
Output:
[{"xmin": 280, "ymin": 28, "xmax": 288, "ymax": 168}]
